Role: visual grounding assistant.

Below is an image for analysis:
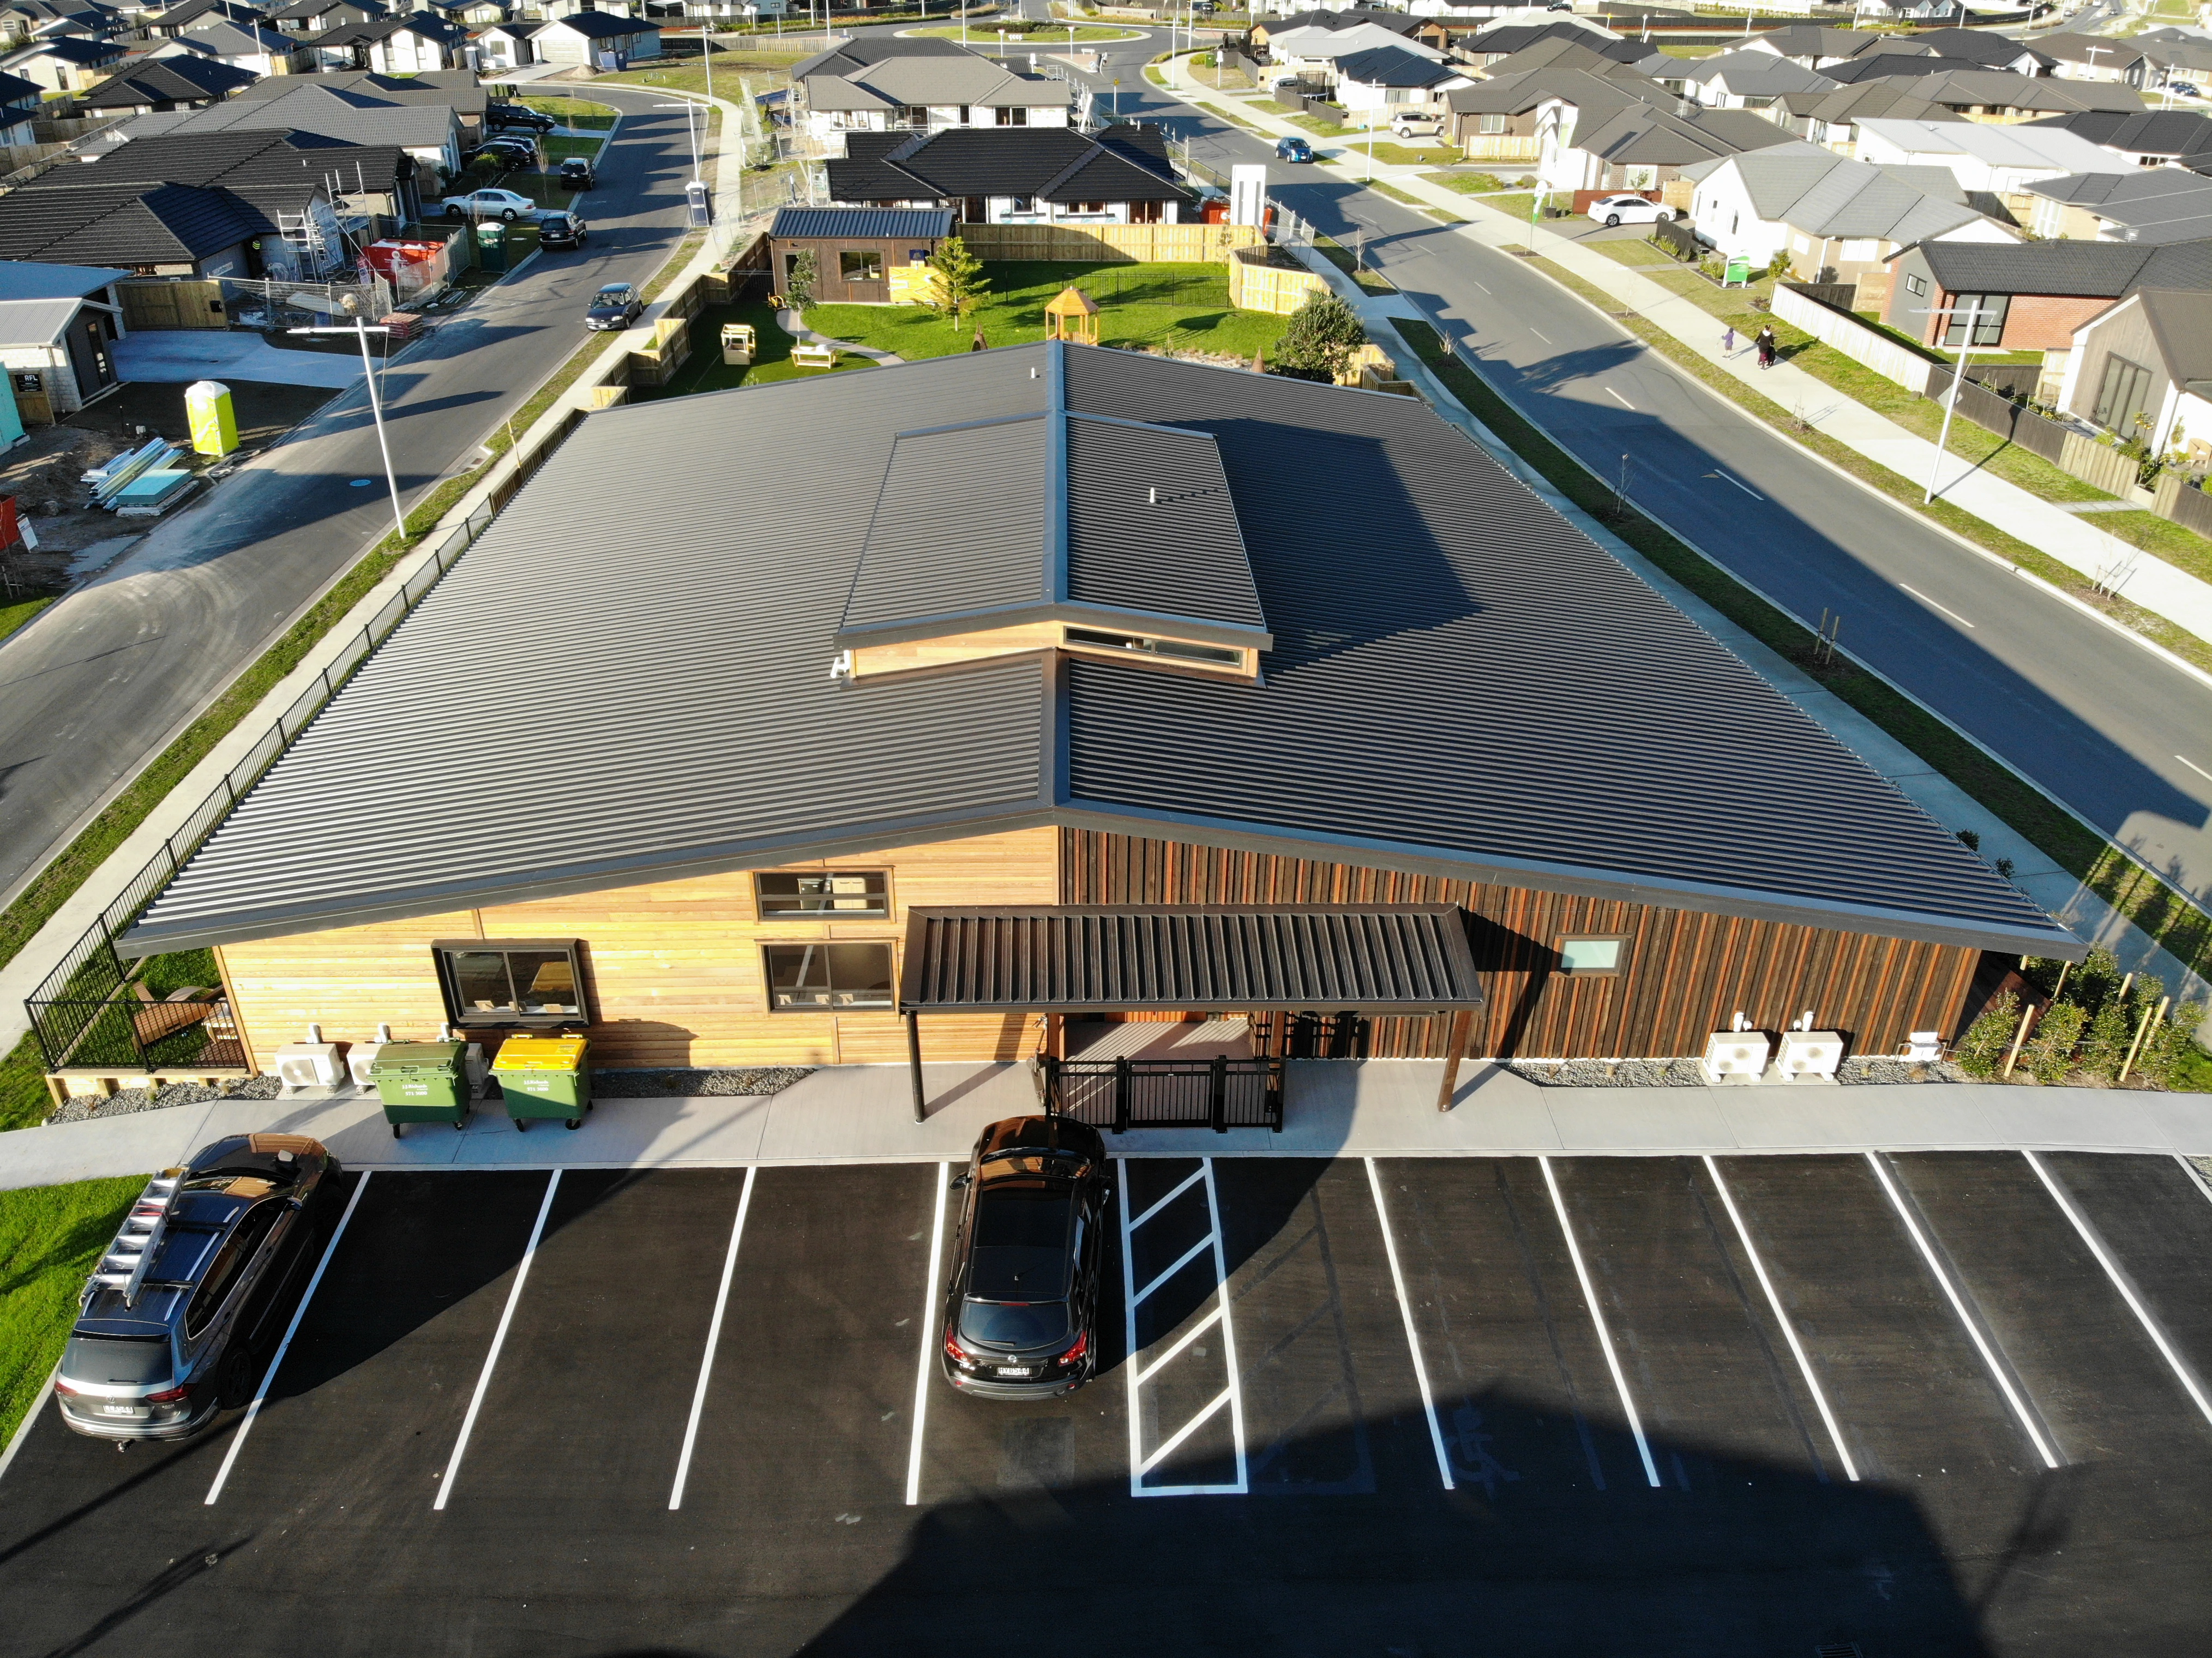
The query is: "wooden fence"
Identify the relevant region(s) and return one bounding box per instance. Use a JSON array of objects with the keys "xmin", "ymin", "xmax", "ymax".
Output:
[
  {"xmin": 1225, "ymin": 245, "xmax": 1329, "ymax": 316},
  {"xmin": 959, "ymin": 221, "xmax": 1264, "ymax": 263},
  {"xmin": 1460, "ymin": 135, "xmax": 1542, "ymax": 163},
  {"xmin": 2060, "ymin": 430, "xmax": 2146, "ymax": 497},
  {"xmin": 1771, "ymin": 282, "xmax": 1933, "ymax": 394},
  {"xmin": 116, "ymin": 279, "xmax": 227, "ymax": 331},
  {"xmin": 2154, "ymin": 471, "xmax": 2212, "ymax": 540}
]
